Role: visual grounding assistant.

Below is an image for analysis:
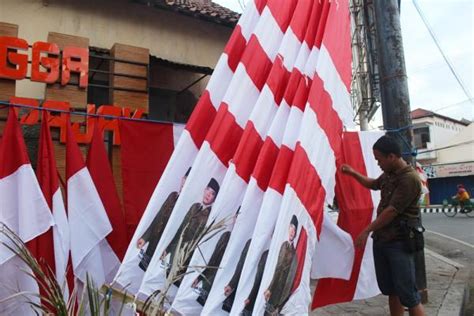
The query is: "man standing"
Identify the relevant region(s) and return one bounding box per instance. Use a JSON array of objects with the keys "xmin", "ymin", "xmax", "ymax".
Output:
[
  {"xmin": 341, "ymin": 135, "xmax": 425, "ymax": 316},
  {"xmin": 263, "ymin": 215, "xmax": 298, "ymax": 315},
  {"xmin": 136, "ymin": 167, "xmax": 191, "ymax": 271},
  {"xmin": 161, "ymin": 178, "xmax": 220, "ymax": 286}
]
